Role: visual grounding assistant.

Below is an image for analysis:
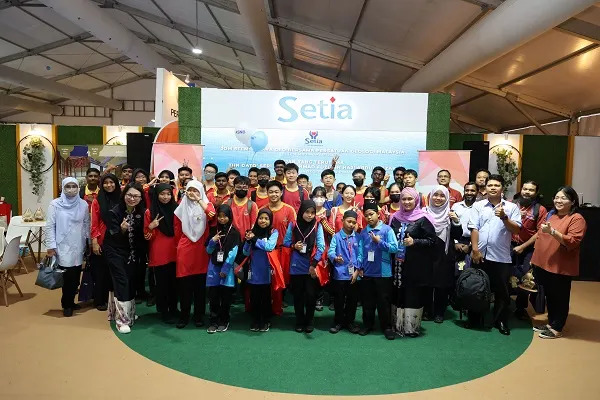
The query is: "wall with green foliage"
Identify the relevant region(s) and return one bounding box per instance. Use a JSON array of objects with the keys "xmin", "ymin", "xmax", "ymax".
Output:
[
  {"xmin": 426, "ymin": 93, "xmax": 451, "ymax": 150},
  {"xmin": 449, "ymin": 133, "xmax": 484, "ymax": 150},
  {"xmin": 178, "ymin": 87, "xmax": 201, "ymax": 144},
  {"xmin": 57, "ymin": 125, "xmax": 103, "ymax": 145},
  {"xmin": 0, "ymin": 125, "xmax": 18, "ymax": 210}
]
